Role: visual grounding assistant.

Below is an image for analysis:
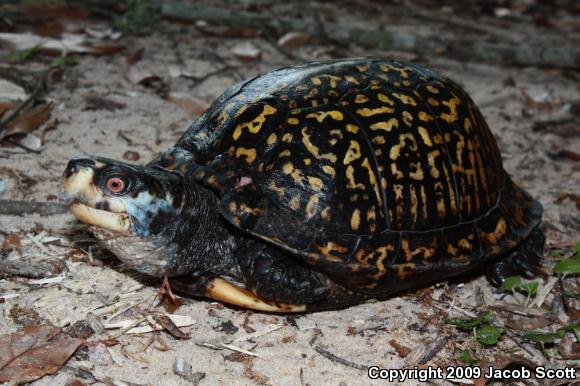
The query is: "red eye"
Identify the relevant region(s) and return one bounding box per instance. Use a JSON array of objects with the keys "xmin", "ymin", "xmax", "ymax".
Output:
[{"xmin": 106, "ymin": 177, "xmax": 125, "ymax": 193}]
